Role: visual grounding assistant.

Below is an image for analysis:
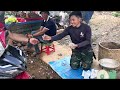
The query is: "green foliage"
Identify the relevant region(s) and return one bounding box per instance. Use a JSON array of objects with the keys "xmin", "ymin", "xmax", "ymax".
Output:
[{"xmin": 112, "ymin": 11, "xmax": 120, "ymax": 17}]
